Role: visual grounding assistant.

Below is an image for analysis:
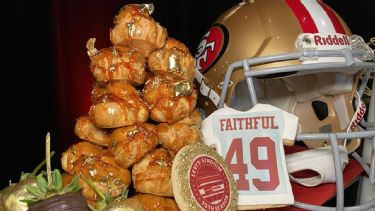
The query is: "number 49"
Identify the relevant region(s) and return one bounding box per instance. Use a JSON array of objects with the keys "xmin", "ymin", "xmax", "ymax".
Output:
[{"xmin": 225, "ymin": 137, "xmax": 280, "ymax": 191}]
